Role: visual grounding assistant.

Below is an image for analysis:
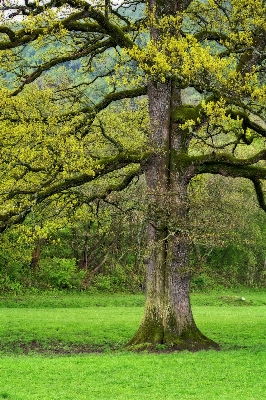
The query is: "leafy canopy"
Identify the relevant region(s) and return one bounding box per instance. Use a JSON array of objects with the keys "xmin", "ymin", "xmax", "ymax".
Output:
[{"xmin": 0, "ymin": 0, "xmax": 265, "ymax": 231}]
